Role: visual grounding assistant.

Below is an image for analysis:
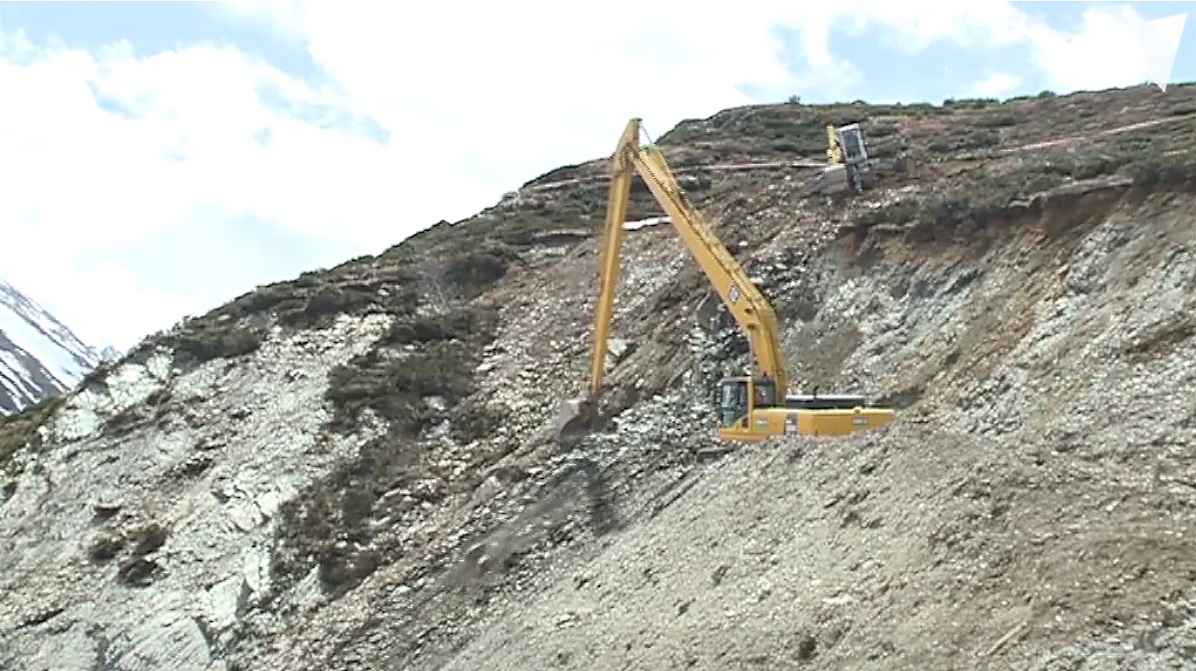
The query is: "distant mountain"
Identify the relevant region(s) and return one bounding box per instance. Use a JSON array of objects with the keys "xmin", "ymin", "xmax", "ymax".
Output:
[{"xmin": 0, "ymin": 279, "xmax": 103, "ymax": 415}]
